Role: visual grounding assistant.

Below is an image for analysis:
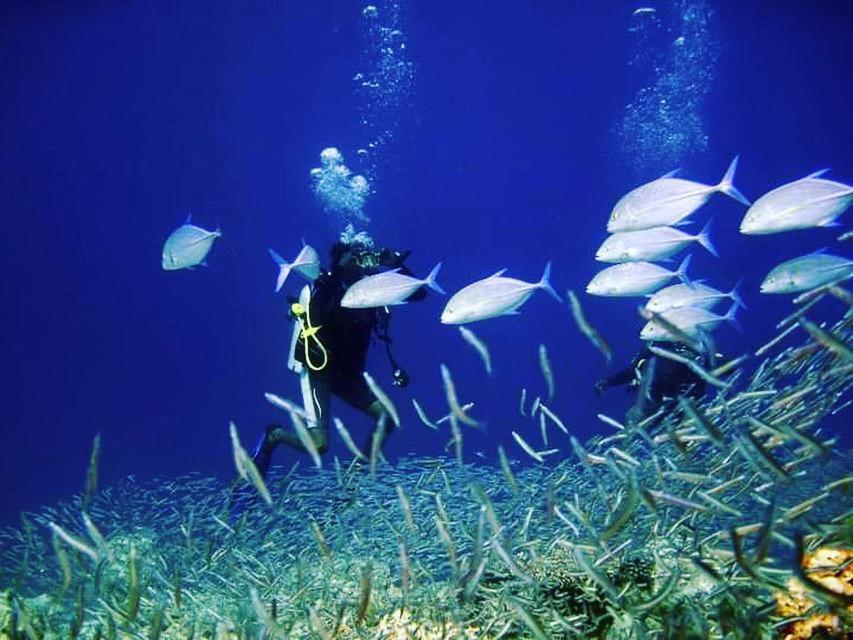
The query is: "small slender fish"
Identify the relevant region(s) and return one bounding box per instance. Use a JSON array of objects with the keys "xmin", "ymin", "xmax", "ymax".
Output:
[
  {"xmin": 567, "ymin": 290, "xmax": 613, "ymax": 364},
  {"xmin": 398, "ymin": 540, "xmax": 411, "ymax": 603},
  {"xmin": 646, "ymin": 490, "xmax": 709, "ymax": 512},
  {"xmin": 333, "ymin": 417, "xmax": 366, "ymax": 461},
  {"xmin": 539, "ymin": 344, "xmax": 555, "ymax": 400},
  {"xmin": 539, "ymin": 404, "xmax": 568, "ymax": 434},
  {"xmin": 396, "ymin": 485, "xmax": 416, "ymax": 532},
  {"xmin": 648, "ymin": 345, "xmax": 732, "ymax": 388},
  {"xmin": 48, "ymin": 522, "xmax": 99, "ymax": 563},
  {"xmin": 434, "ymin": 515, "xmax": 459, "ymax": 576},
  {"xmin": 512, "ymin": 430, "xmax": 544, "ymax": 463},
  {"xmin": 458, "ymin": 326, "xmax": 493, "ymax": 375},
  {"xmin": 356, "ymin": 564, "xmax": 372, "ymax": 624},
  {"xmin": 290, "ymin": 413, "xmax": 323, "ymax": 470},
  {"xmin": 83, "ymin": 433, "xmax": 101, "ymax": 511},
  {"xmin": 508, "ymin": 597, "xmax": 549, "ymax": 640},
  {"xmin": 529, "ymin": 395, "xmax": 541, "ymax": 417},
  {"xmin": 490, "ymin": 535, "xmax": 532, "ymax": 582},
  {"xmin": 363, "ymin": 371, "xmax": 400, "ymax": 427},
  {"xmin": 229, "ymin": 422, "xmax": 273, "ymax": 504},
  {"xmin": 440, "ymin": 364, "xmax": 479, "ymax": 426},
  {"xmin": 797, "ymin": 318, "xmax": 853, "ymax": 361},
  {"xmin": 497, "ymin": 445, "xmax": 518, "ymax": 495},
  {"xmin": 436, "ymin": 402, "xmax": 475, "ymax": 425},
  {"xmin": 411, "ymin": 399, "xmax": 438, "ymax": 430},
  {"xmin": 519, "ymin": 387, "xmax": 528, "ymax": 416}
]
